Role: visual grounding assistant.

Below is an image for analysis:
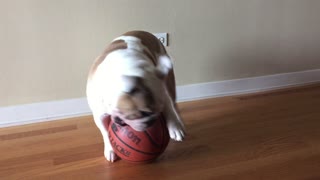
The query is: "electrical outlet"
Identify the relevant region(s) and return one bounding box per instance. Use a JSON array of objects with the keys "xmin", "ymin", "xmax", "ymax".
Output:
[{"xmin": 153, "ymin": 33, "xmax": 168, "ymax": 46}]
